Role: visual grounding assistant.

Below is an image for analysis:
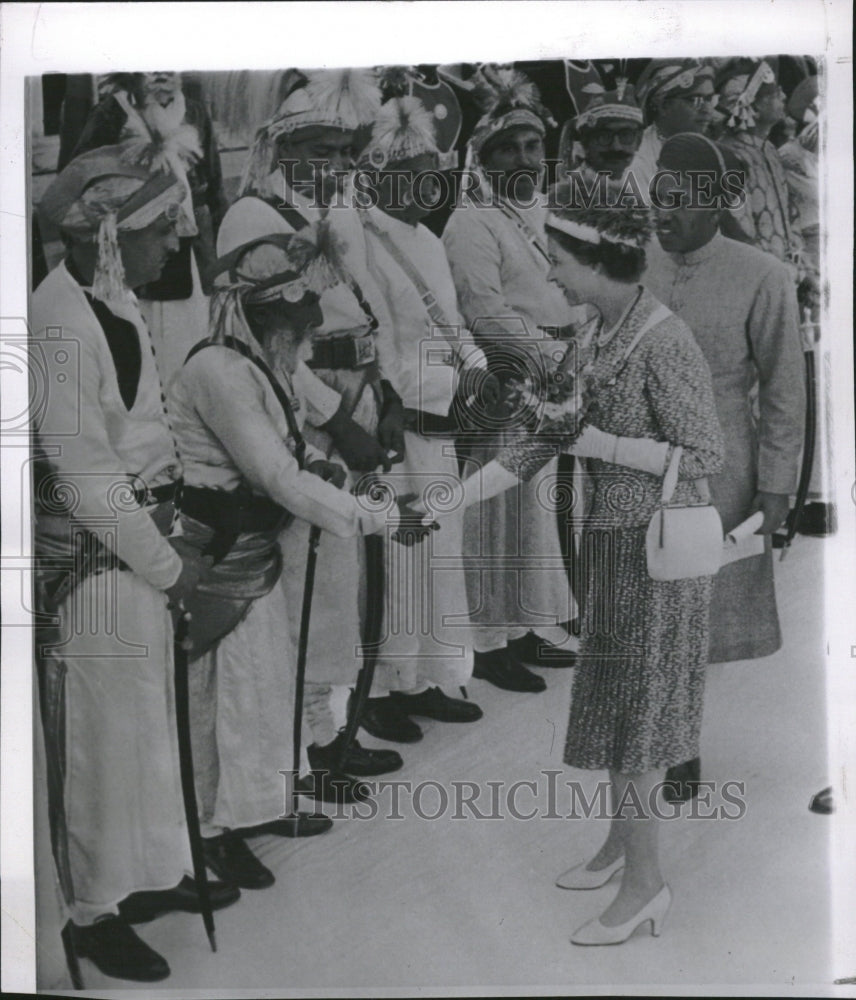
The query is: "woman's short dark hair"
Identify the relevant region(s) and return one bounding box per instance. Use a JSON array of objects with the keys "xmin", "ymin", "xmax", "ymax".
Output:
[{"xmin": 548, "ymin": 226, "xmax": 647, "ymax": 283}]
